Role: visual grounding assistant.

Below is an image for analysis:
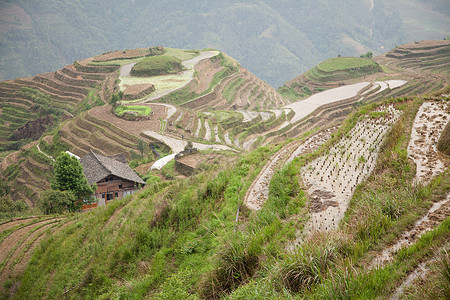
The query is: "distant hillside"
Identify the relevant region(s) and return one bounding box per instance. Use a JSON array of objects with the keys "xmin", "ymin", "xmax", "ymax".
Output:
[{"xmin": 1, "ymin": 0, "xmax": 441, "ymax": 87}]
